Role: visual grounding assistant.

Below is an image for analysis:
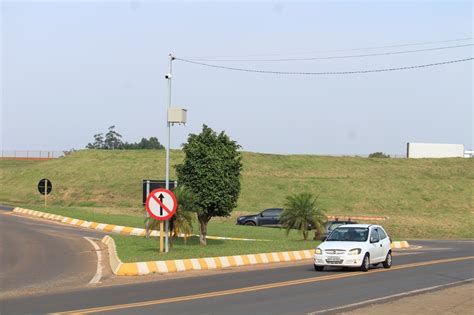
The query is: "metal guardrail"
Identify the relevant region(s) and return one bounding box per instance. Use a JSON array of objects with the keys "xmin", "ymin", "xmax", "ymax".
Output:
[{"xmin": 0, "ymin": 150, "xmax": 65, "ymax": 159}]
